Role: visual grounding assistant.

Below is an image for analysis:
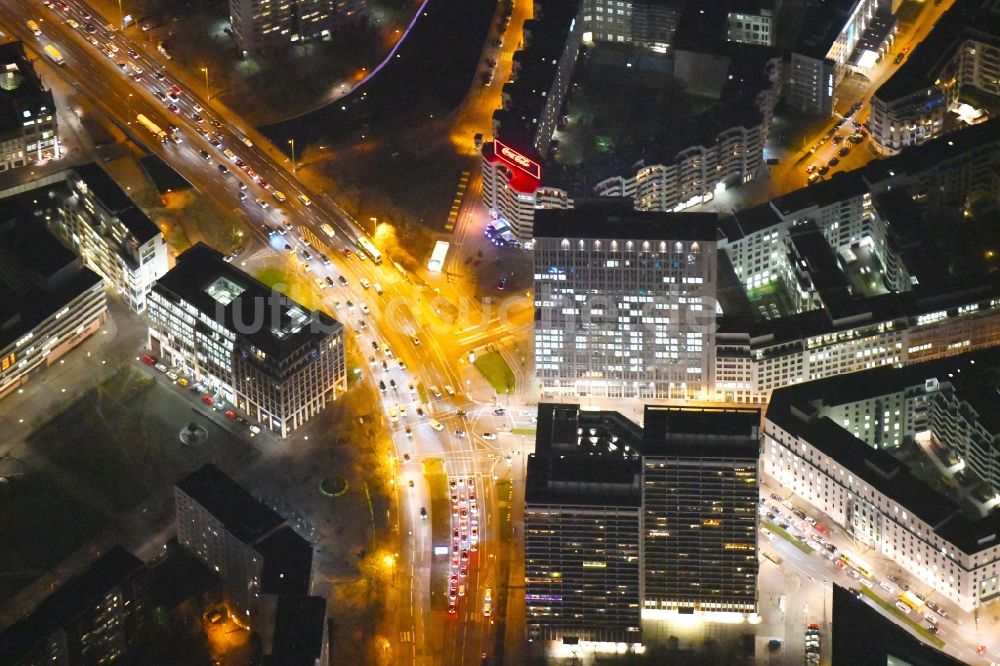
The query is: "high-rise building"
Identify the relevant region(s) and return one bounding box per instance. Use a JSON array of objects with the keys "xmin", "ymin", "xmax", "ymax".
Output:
[
  {"xmin": 0, "ymin": 42, "xmax": 59, "ymax": 172},
  {"xmin": 229, "ymin": 0, "xmax": 366, "ymax": 55},
  {"xmin": 56, "ymin": 163, "xmax": 169, "ymax": 314},
  {"xmin": 533, "ymin": 201, "xmax": 720, "ymax": 401},
  {"xmin": 0, "ymin": 547, "xmax": 147, "ymax": 665},
  {"xmin": 525, "ymin": 404, "xmax": 644, "ymax": 644},
  {"xmin": 726, "ymin": 0, "xmax": 775, "ymax": 46},
  {"xmin": 147, "ymin": 243, "xmax": 345, "ymax": 438},
  {"xmin": 640, "ymin": 406, "xmax": 760, "ymax": 615},
  {"xmin": 0, "ymin": 201, "xmax": 107, "ymax": 402},
  {"xmin": 581, "ymin": 0, "xmax": 683, "ymax": 52},
  {"xmin": 525, "ymin": 404, "xmax": 762, "ymax": 645}
]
